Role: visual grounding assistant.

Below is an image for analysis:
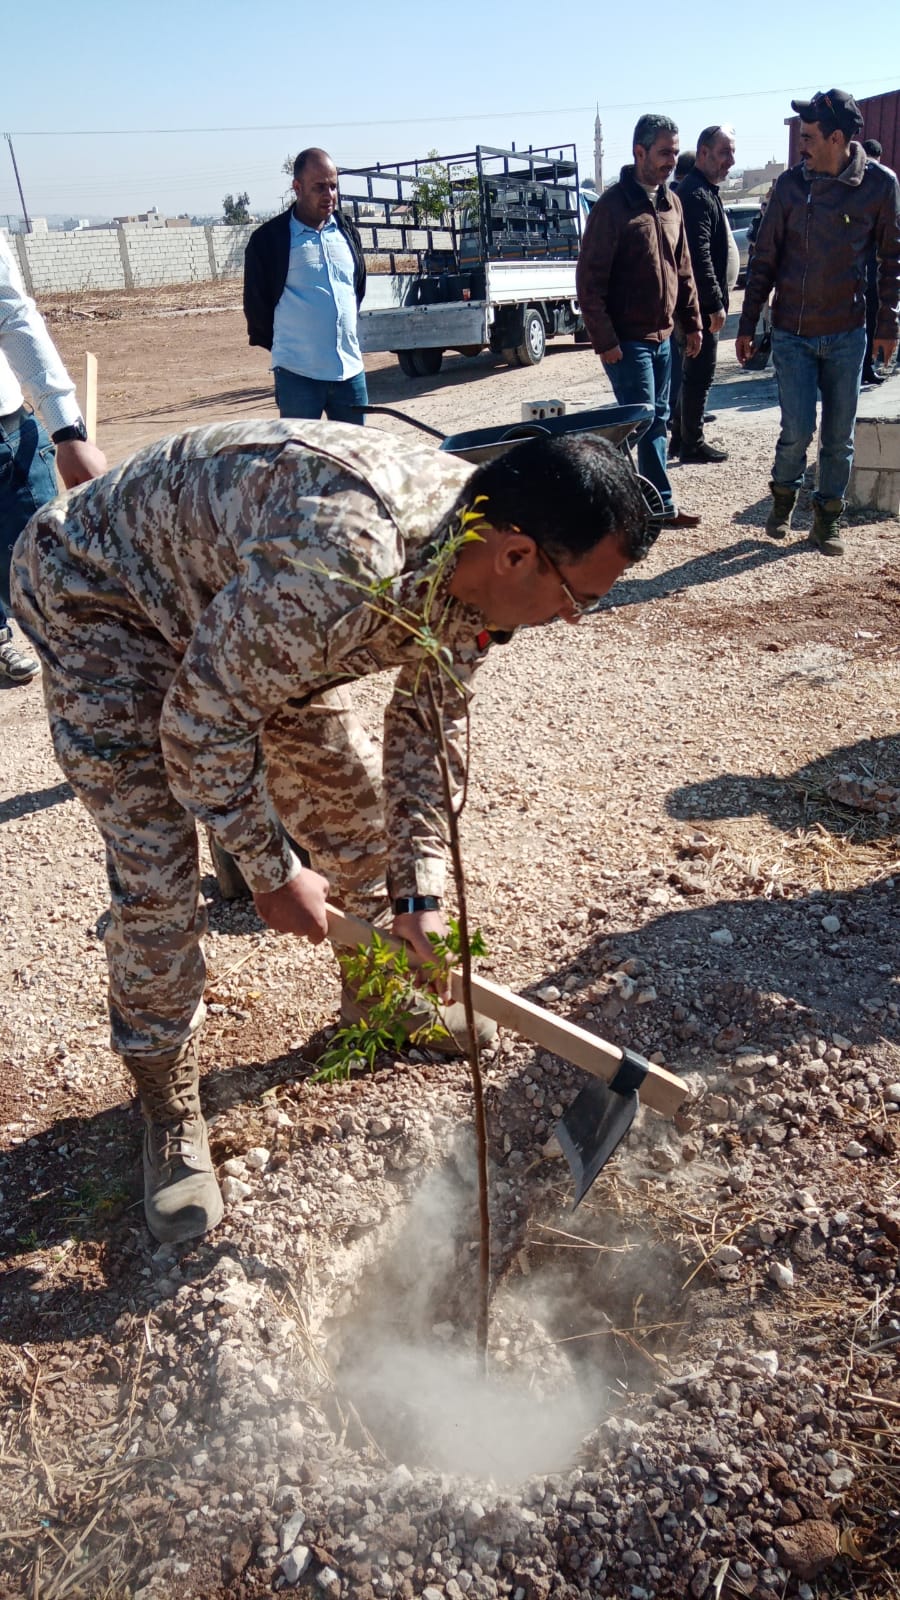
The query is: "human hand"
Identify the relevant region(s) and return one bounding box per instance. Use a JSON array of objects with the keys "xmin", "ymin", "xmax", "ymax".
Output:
[
  {"xmin": 709, "ymin": 309, "xmax": 727, "ymax": 334},
  {"xmin": 253, "ymin": 866, "xmax": 330, "ymax": 942},
  {"xmin": 55, "ymin": 439, "xmax": 108, "ymax": 488},
  {"xmin": 874, "ymin": 339, "xmax": 897, "ymax": 369},
  {"xmin": 735, "ymin": 334, "xmax": 756, "ymax": 366},
  {"xmin": 393, "ymin": 908, "xmax": 452, "ymax": 1000},
  {"xmin": 600, "ymin": 345, "xmax": 624, "ymax": 365},
  {"xmin": 685, "ymin": 332, "xmax": 703, "ymax": 359}
]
